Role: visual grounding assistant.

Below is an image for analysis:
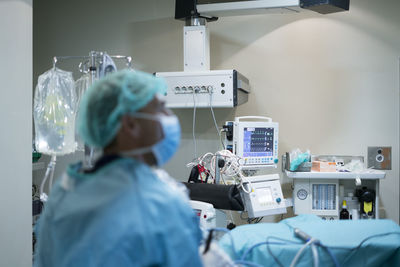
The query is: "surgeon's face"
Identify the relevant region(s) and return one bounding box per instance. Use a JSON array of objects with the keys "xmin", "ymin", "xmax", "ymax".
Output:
[
  {"xmin": 117, "ymin": 94, "xmax": 173, "ymax": 165},
  {"xmin": 135, "ymin": 95, "xmax": 171, "ymax": 146}
]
